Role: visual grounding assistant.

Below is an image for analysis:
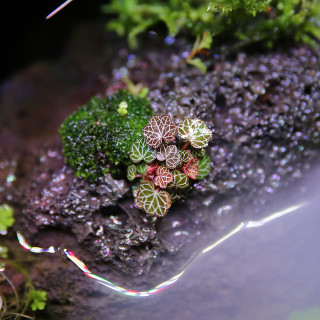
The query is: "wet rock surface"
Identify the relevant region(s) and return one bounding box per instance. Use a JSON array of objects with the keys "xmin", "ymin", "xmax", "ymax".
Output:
[{"xmin": 1, "ymin": 22, "xmax": 320, "ymax": 319}]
